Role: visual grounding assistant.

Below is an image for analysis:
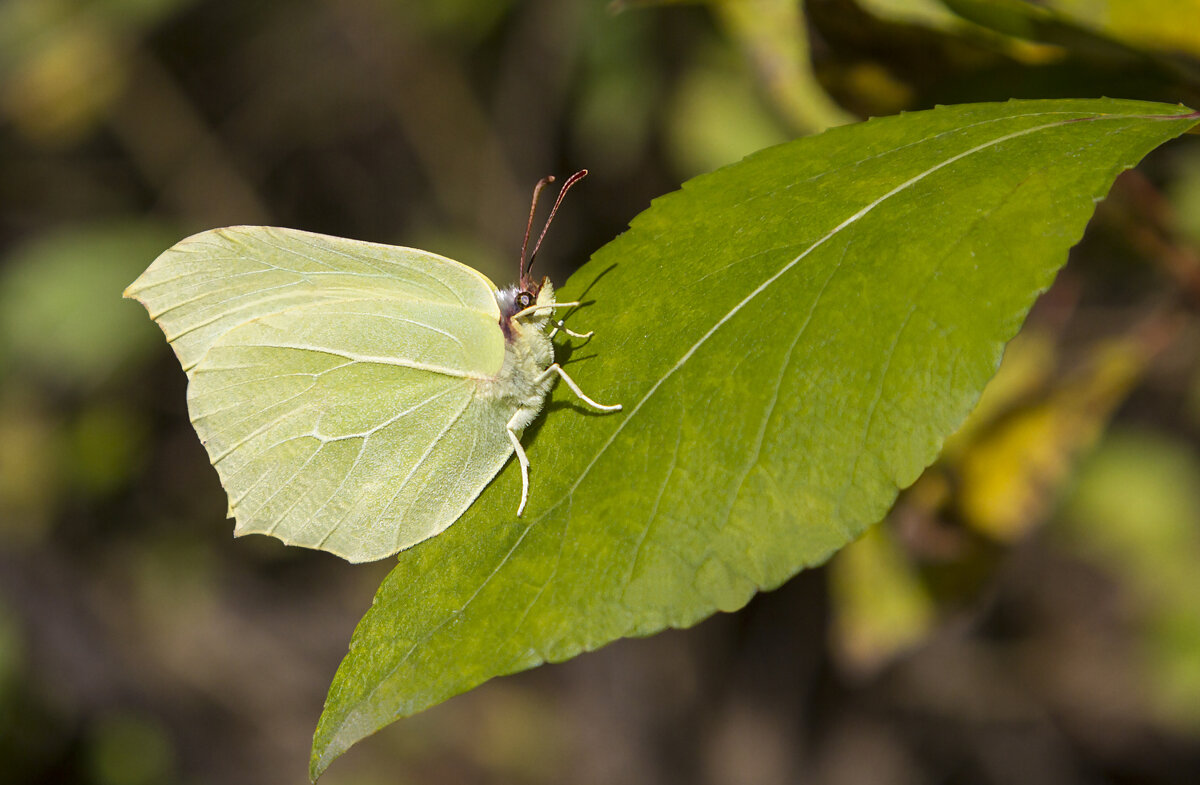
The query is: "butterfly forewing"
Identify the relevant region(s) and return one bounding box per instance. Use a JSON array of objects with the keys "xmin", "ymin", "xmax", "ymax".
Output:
[{"xmin": 126, "ymin": 226, "xmax": 503, "ymax": 370}]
